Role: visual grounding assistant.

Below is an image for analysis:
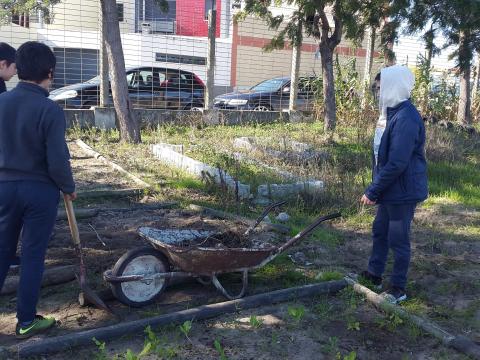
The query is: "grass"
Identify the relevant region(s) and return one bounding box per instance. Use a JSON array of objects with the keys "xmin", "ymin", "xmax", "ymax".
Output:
[
  {"xmin": 428, "ymin": 162, "xmax": 480, "ymax": 209},
  {"xmin": 316, "ymin": 270, "xmax": 344, "ymax": 282},
  {"xmin": 250, "ymin": 253, "xmax": 310, "ymax": 288}
]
